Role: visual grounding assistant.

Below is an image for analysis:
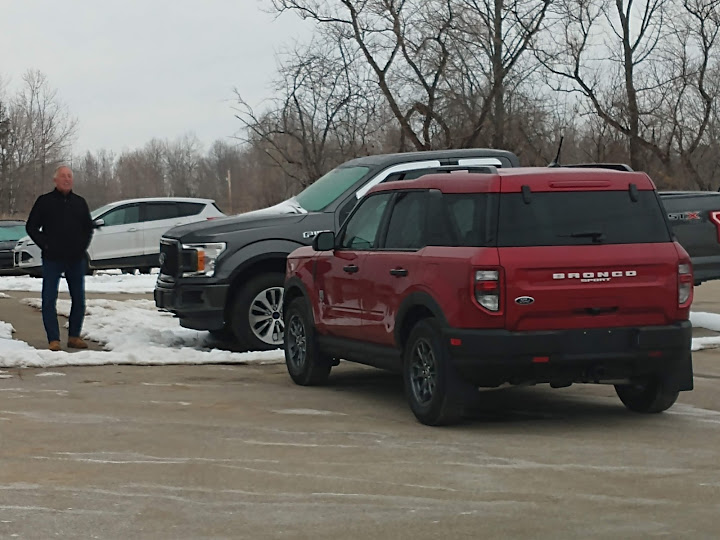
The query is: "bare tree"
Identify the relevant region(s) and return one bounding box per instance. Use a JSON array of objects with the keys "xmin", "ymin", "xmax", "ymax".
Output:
[
  {"xmin": 0, "ymin": 91, "xmax": 12, "ymax": 216},
  {"xmin": 448, "ymin": 0, "xmax": 551, "ymax": 148},
  {"xmin": 10, "ymin": 70, "xmax": 78, "ymax": 202},
  {"xmin": 271, "ymin": 0, "xmax": 550, "ymax": 151},
  {"xmin": 538, "ymin": 0, "xmax": 676, "ymax": 171},
  {"xmin": 235, "ymin": 36, "xmax": 387, "ymax": 188},
  {"xmin": 668, "ymin": 0, "xmax": 720, "ymax": 189}
]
